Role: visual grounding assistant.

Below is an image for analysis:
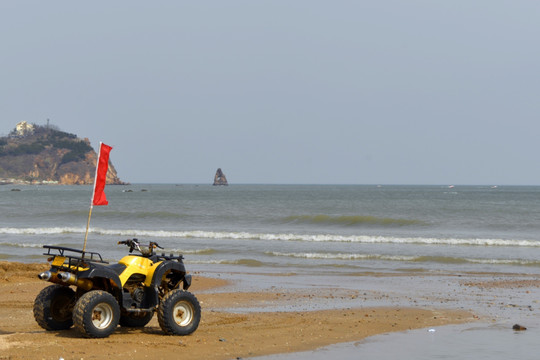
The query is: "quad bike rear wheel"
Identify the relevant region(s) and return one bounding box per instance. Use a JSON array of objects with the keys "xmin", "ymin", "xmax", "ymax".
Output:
[
  {"xmin": 73, "ymin": 290, "xmax": 120, "ymax": 338},
  {"xmin": 157, "ymin": 289, "xmax": 201, "ymax": 335},
  {"xmin": 33, "ymin": 284, "xmax": 76, "ymax": 330}
]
